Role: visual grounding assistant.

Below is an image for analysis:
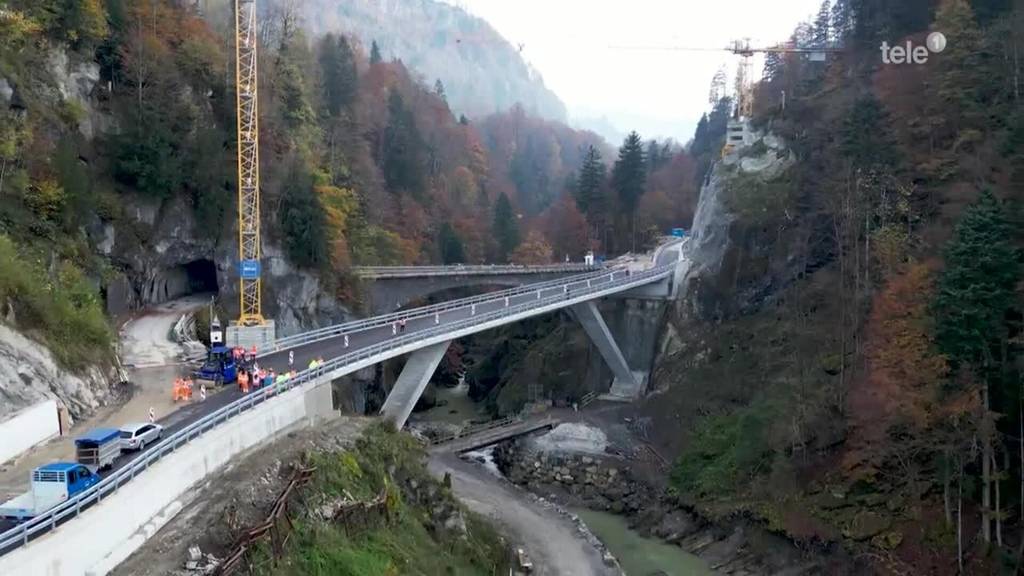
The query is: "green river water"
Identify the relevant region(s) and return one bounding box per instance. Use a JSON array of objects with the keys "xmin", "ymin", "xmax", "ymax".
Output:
[
  {"xmin": 419, "ymin": 382, "xmax": 712, "ymax": 575},
  {"xmin": 573, "ymin": 508, "xmax": 712, "ymax": 576}
]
